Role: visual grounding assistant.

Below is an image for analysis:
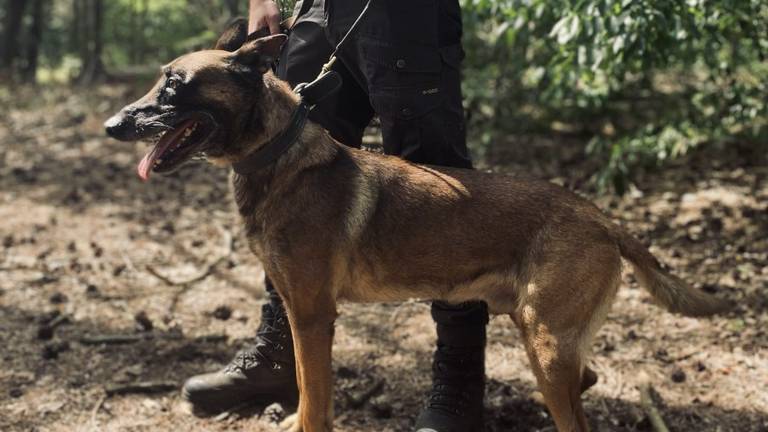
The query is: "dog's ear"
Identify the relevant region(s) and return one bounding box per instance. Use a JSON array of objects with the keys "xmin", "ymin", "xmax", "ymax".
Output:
[
  {"xmin": 232, "ymin": 34, "xmax": 288, "ymax": 73},
  {"xmin": 215, "ymin": 18, "xmax": 248, "ymax": 52}
]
